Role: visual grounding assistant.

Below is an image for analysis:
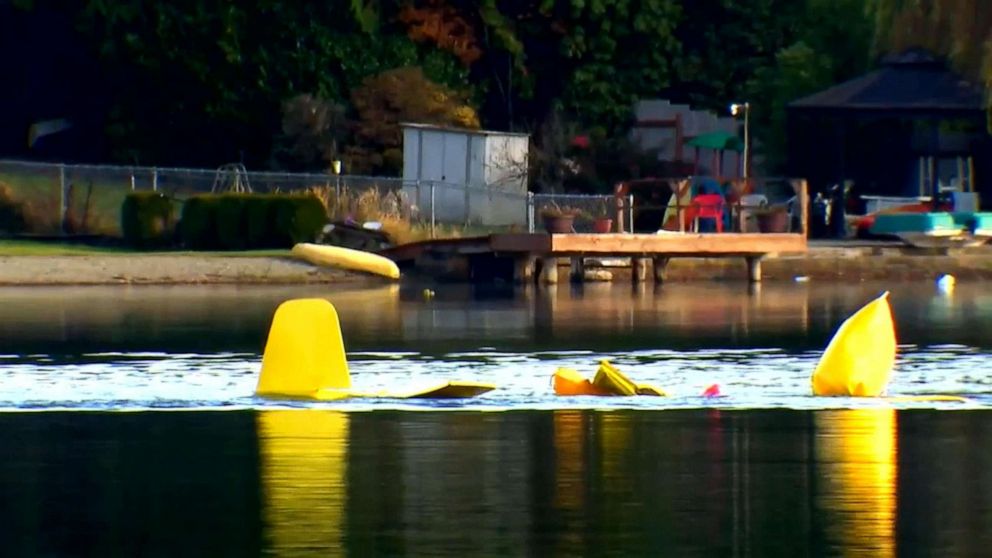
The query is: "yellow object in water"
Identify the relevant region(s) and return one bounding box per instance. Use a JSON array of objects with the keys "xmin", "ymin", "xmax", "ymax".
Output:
[
  {"xmin": 292, "ymin": 242, "xmax": 400, "ymax": 280},
  {"xmin": 257, "ymin": 298, "xmax": 350, "ymax": 398},
  {"xmin": 553, "ymin": 360, "xmax": 668, "ymax": 397},
  {"xmin": 256, "ymin": 298, "xmax": 495, "ymax": 400},
  {"xmin": 811, "ymin": 291, "xmax": 896, "ymax": 397}
]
